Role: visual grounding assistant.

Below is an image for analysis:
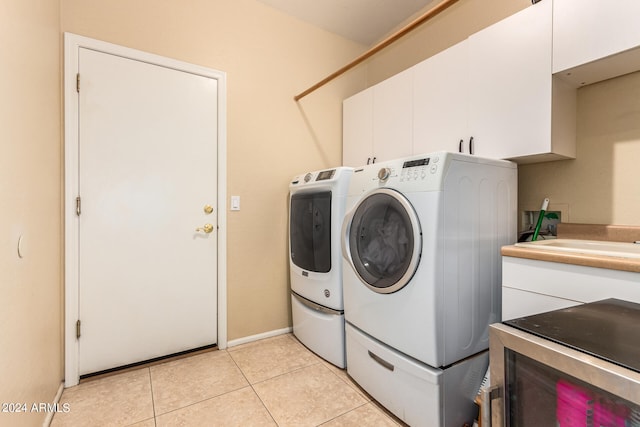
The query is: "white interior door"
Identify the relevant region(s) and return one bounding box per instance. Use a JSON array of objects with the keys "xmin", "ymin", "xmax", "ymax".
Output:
[{"xmin": 77, "ymin": 47, "xmax": 218, "ymax": 375}]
